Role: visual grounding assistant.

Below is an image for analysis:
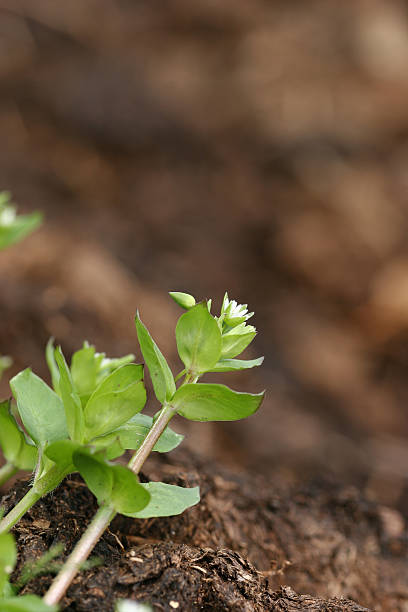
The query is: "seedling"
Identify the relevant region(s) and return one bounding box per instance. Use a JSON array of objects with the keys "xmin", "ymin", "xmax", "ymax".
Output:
[
  {"xmin": 0, "ymin": 342, "xmax": 182, "ymax": 532},
  {"xmin": 0, "ymin": 528, "xmax": 57, "ymax": 611},
  {"xmin": 43, "ymin": 292, "xmax": 264, "ymax": 606},
  {"xmin": 0, "ymin": 192, "xmax": 42, "ymax": 251}
]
